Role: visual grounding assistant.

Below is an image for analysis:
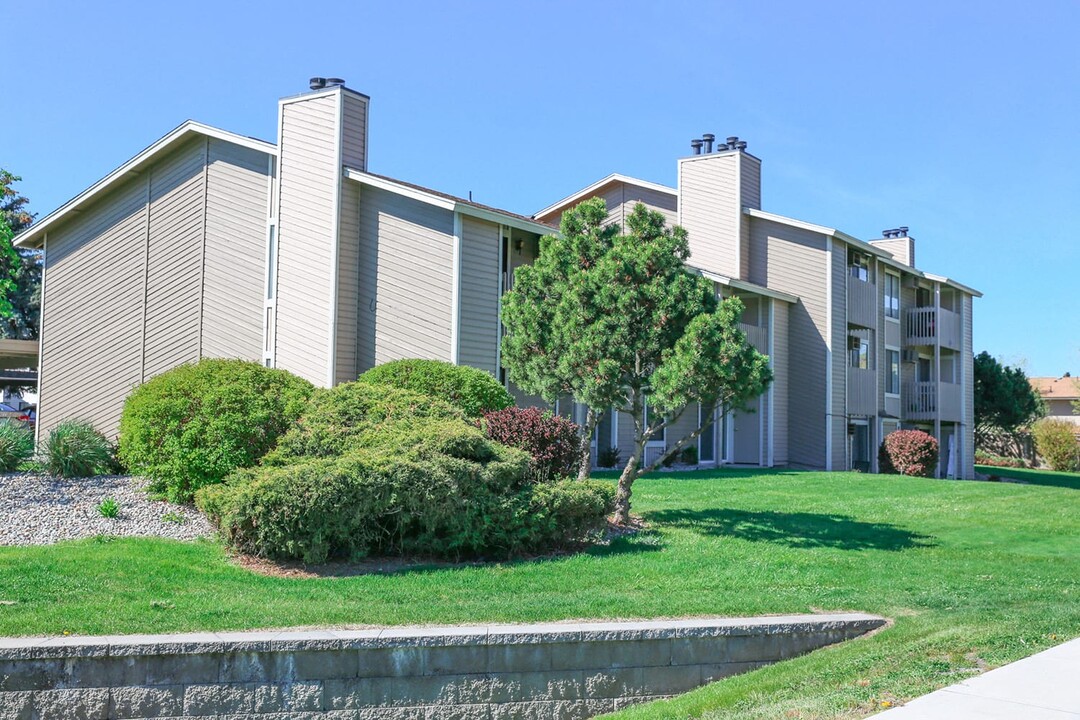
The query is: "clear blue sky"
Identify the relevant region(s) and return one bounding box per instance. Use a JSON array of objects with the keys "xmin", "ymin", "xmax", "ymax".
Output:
[{"xmin": 5, "ymin": 1, "xmax": 1077, "ymax": 377}]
